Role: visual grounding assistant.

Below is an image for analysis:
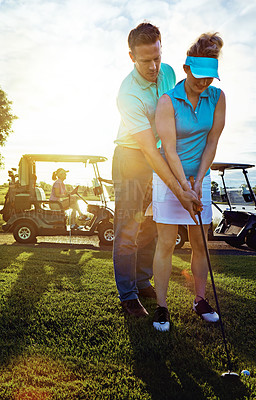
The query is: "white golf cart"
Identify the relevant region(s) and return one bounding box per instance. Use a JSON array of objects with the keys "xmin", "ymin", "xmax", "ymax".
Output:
[
  {"xmin": 211, "ymin": 162, "xmax": 256, "ymax": 250},
  {"xmin": 175, "ymin": 162, "xmax": 256, "ymax": 250}
]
